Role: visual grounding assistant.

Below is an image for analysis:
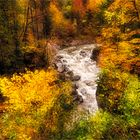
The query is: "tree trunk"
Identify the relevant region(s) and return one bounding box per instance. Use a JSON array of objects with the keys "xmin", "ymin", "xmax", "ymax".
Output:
[
  {"xmin": 23, "ymin": 2, "xmax": 30, "ymax": 43},
  {"xmin": 133, "ymin": 0, "xmax": 140, "ymax": 20}
]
